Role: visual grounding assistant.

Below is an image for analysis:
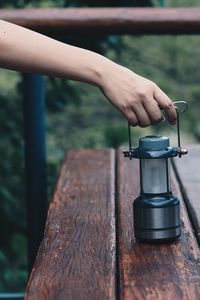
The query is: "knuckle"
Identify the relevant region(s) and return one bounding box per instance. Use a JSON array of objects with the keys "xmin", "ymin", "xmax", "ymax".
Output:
[
  {"xmin": 132, "ymin": 119, "xmax": 138, "ymax": 126},
  {"xmin": 122, "ymin": 100, "xmax": 137, "ymax": 112},
  {"xmin": 121, "ymin": 103, "xmax": 129, "ymax": 112},
  {"xmin": 136, "ymin": 90, "xmax": 146, "ymax": 100},
  {"xmin": 152, "ymin": 82, "xmax": 158, "ymax": 88},
  {"xmin": 128, "ymin": 116, "xmax": 138, "ymax": 127},
  {"xmin": 130, "ymin": 121, "xmax": 138, "ymax": 127},
  {"xmin": 153, "ymin": 114, "xmax": 164, "ymax": 123},
  {"xmin": 149, "ymin": 81, "xmax": 157, "ymax": 92},
  {"xmin": 163, "ymin": 101, "xmax": 174, "ymax": 110}
]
